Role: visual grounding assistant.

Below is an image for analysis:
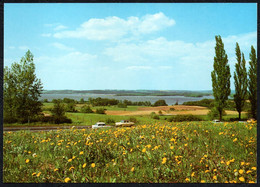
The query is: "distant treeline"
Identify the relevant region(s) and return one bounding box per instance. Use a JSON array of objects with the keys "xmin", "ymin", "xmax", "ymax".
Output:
[{"xmin": 42, "ymin": 89, "xmax": 214, "ymax": 97}]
